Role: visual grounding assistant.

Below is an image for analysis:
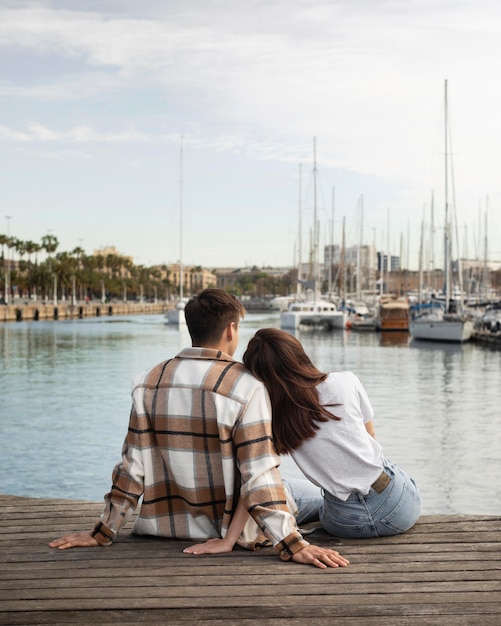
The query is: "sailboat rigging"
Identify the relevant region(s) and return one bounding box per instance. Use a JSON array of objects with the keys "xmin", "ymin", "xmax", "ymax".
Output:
[
  {"xmin": 166, "ymin": 136, "xmax": 188, "ymax": 326},
  {"xmin": 280, "ymin": 138, "xmax": 345, "ymax": 330},
  {"xmin": 409, "ymin": 81, "xmax": 473, "ymax": 343}
]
